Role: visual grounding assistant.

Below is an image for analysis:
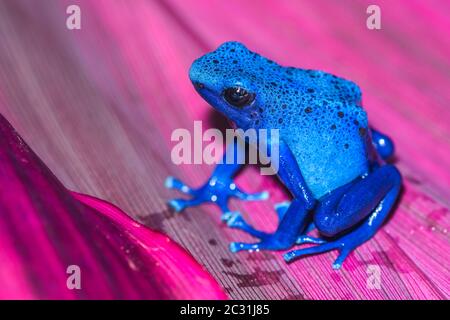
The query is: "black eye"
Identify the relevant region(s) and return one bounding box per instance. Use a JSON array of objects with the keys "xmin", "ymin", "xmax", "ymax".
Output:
[{"xmin": 223, "ymin": 87, "xmax": 255, "ymax": 108}]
